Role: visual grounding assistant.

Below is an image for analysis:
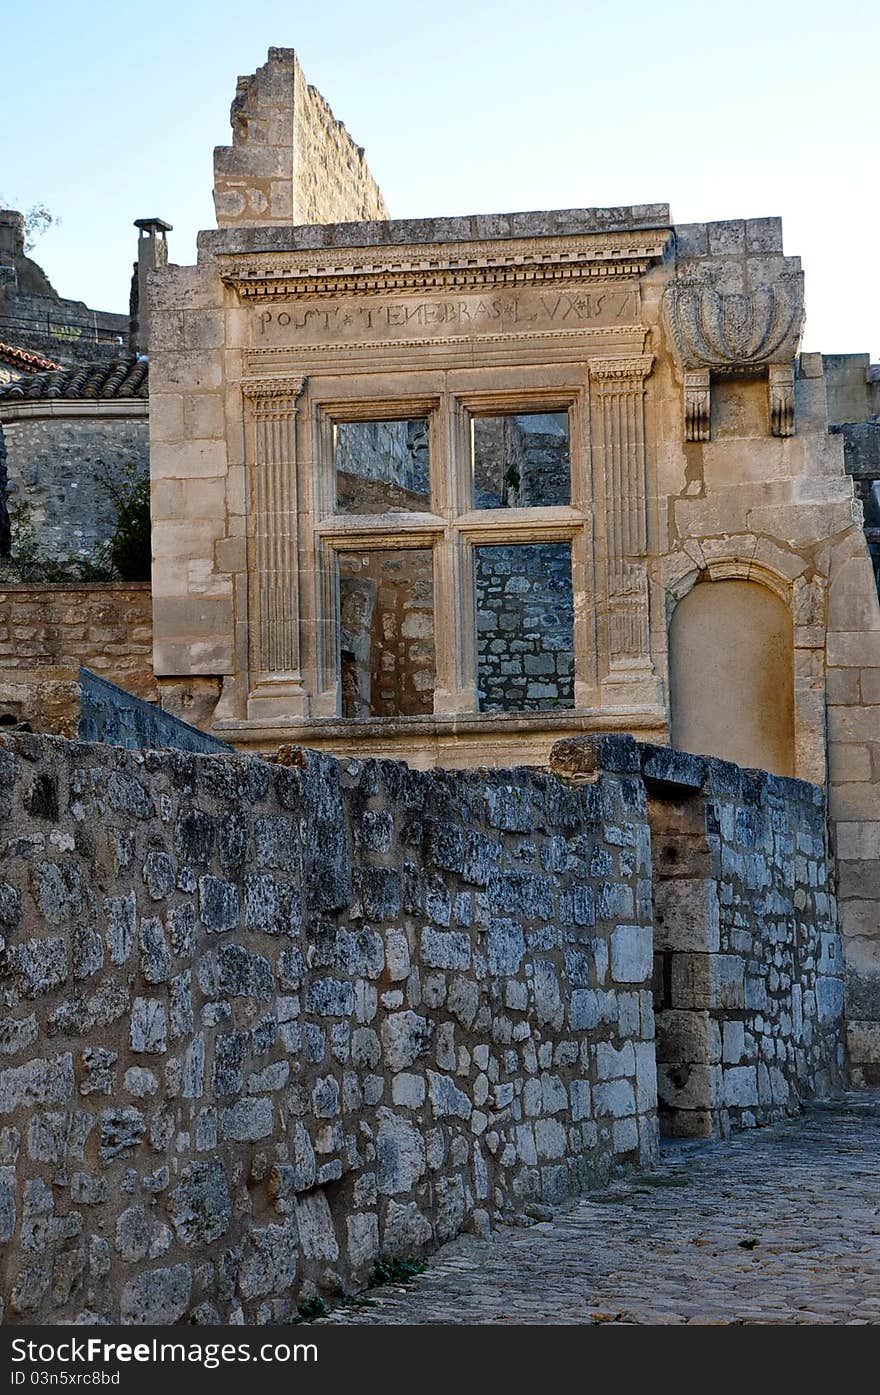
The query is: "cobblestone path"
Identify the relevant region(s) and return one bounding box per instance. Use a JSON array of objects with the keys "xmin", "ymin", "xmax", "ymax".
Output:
[{"xmin": 331, "ymin": 1094, "xmax": 880, "ymax": 1324}]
